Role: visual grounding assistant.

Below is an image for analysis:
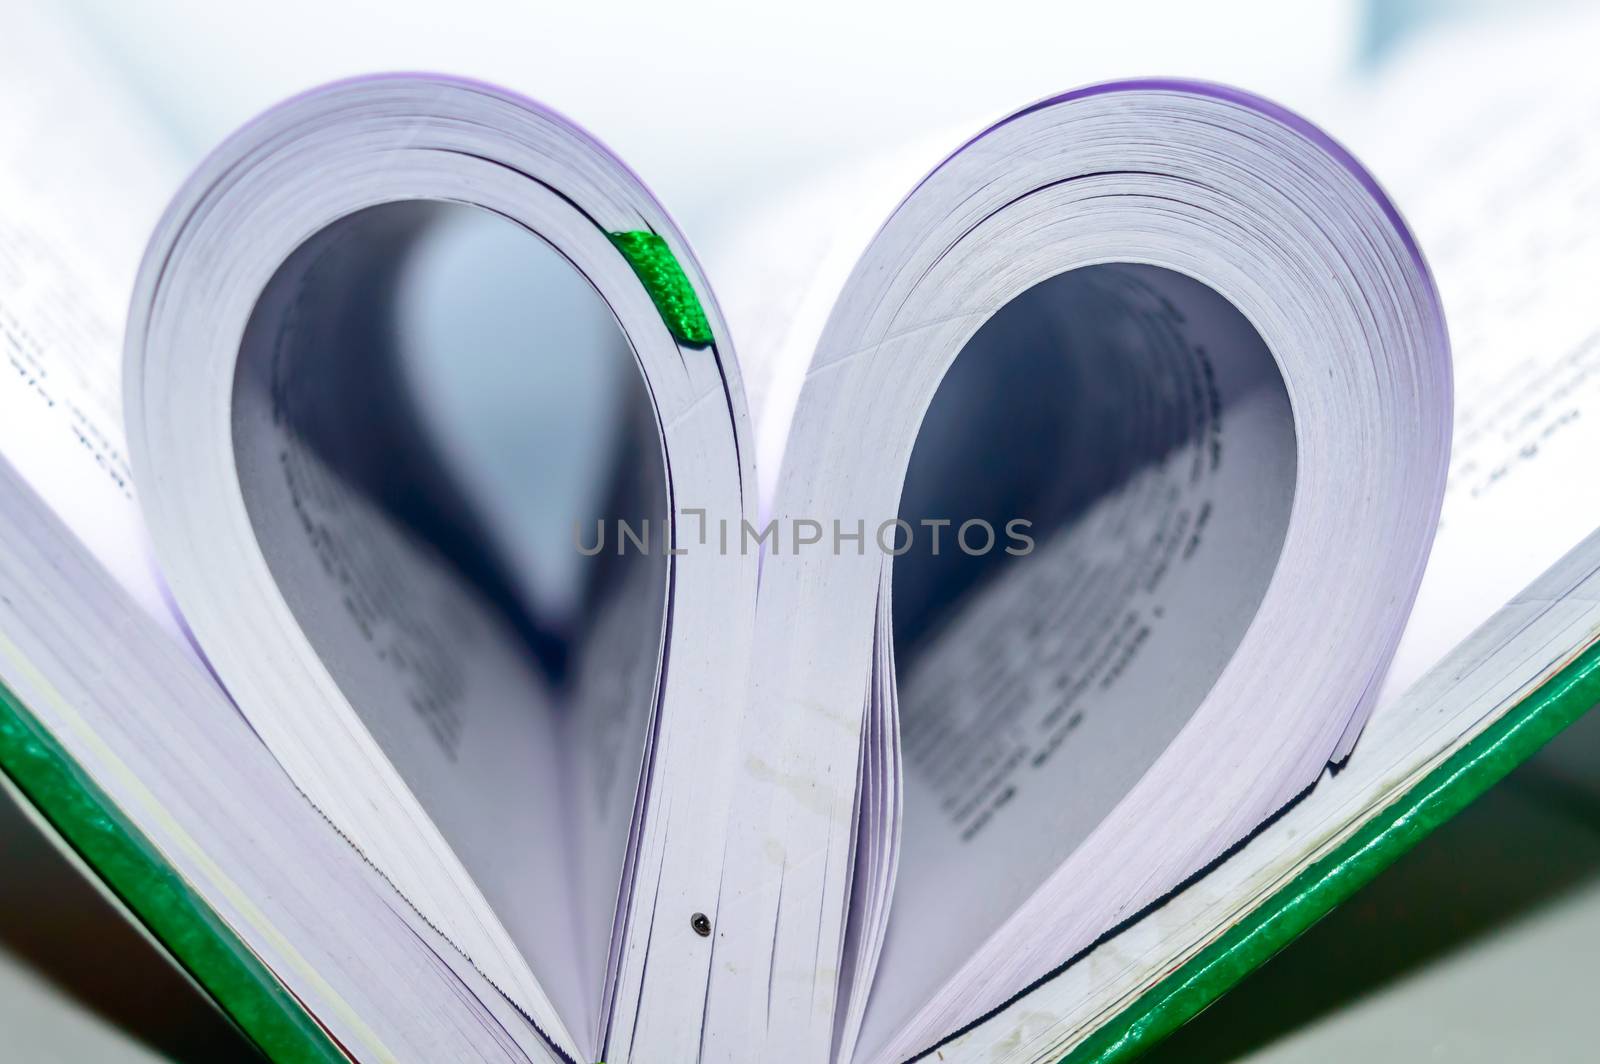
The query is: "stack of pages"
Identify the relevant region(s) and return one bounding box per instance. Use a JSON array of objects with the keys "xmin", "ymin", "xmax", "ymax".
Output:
[{"xmin": 1, "ymin": 5, "xmax": 1598, "ymax": 1063}]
